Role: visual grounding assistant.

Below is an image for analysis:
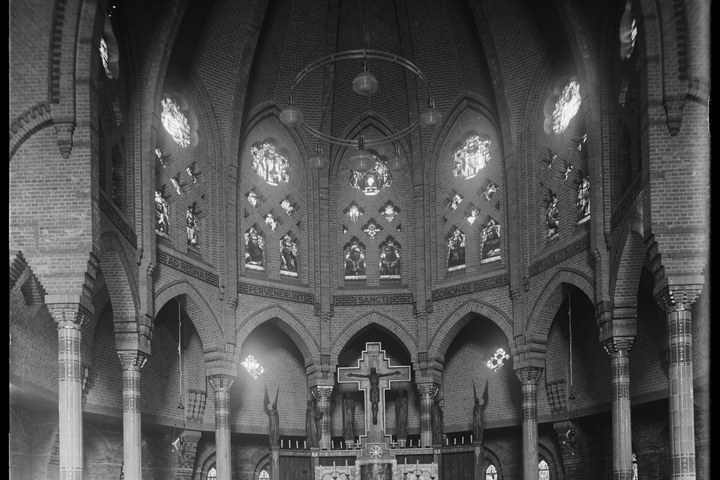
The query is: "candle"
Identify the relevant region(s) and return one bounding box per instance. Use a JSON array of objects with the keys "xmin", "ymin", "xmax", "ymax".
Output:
[
  {"xmin": 470, "ymin": 434, "xmax": 473, "ymax": 443},
  {"xmin": 453, "ymin": 438, "xmax": 456, "ymax": 445},
  {"xmin": 346, "ymin": 460, "xmax": 348, "ymax": 467},
  {"xmin": 333, "ymin": 461, "xmax": 336, "ymax": 468}
]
